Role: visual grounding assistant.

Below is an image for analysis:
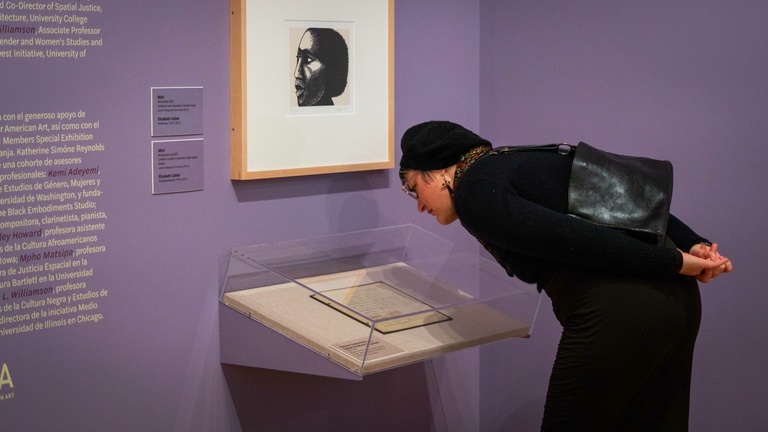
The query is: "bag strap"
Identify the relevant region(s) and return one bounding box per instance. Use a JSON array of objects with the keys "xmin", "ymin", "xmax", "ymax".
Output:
[{"xmin": 487, "ymin": 143, "xmax": 575, "ymax": 156}]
